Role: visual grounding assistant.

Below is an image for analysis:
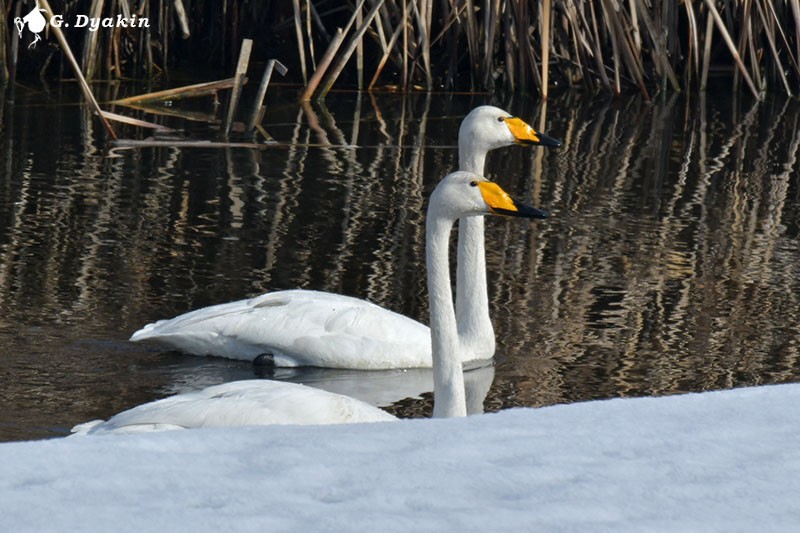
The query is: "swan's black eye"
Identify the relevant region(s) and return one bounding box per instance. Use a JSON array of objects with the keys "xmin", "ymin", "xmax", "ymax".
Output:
[
  {"xmin": 497, "ymin": 116, "xmax": 505, "ymax": 122},
  {"xmin": 469, "ymin": 180, "xmax": 479, "ymax": 187}
]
